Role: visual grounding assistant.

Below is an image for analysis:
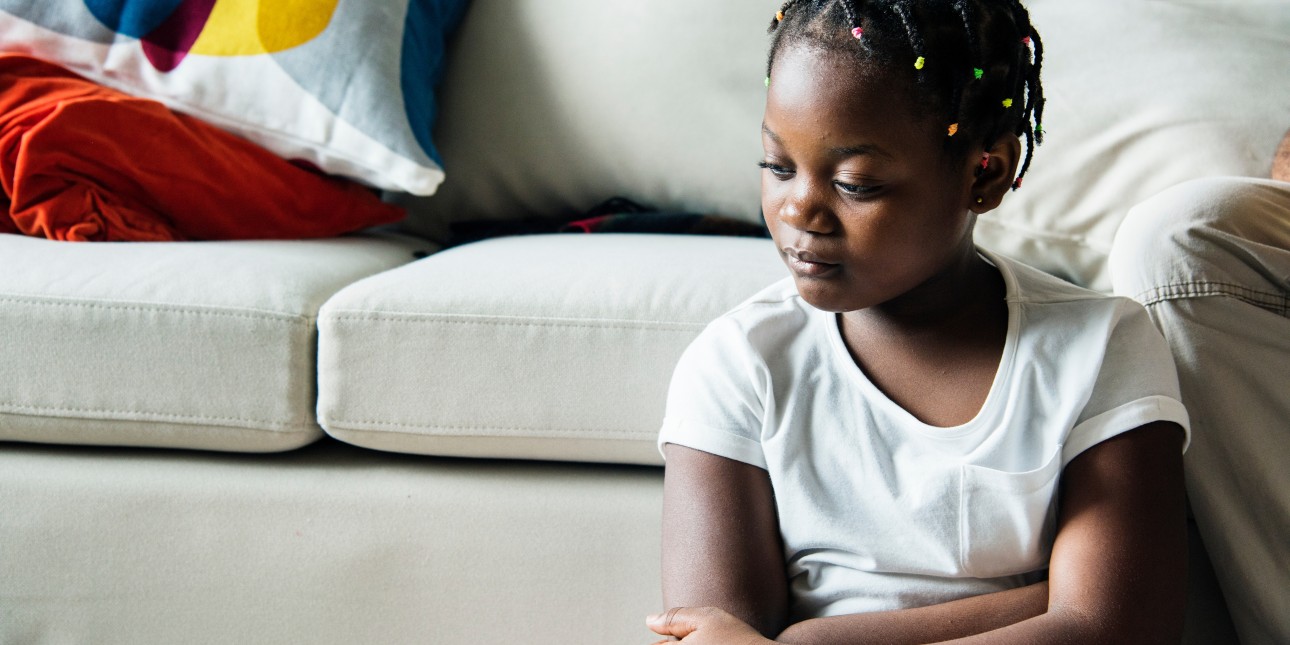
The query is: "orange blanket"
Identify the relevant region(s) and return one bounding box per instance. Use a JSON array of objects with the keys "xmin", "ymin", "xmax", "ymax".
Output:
[{"xmin": 0, "ymin": 54, "xmax": 404, "ymax": 241}]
